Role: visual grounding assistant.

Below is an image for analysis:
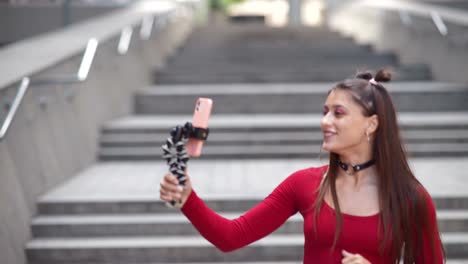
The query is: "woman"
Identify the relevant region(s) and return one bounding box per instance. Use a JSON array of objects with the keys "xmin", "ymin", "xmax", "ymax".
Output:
[{"xmin": 159, "ymin": 69, "xmax": 445, "ymax": 263}]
